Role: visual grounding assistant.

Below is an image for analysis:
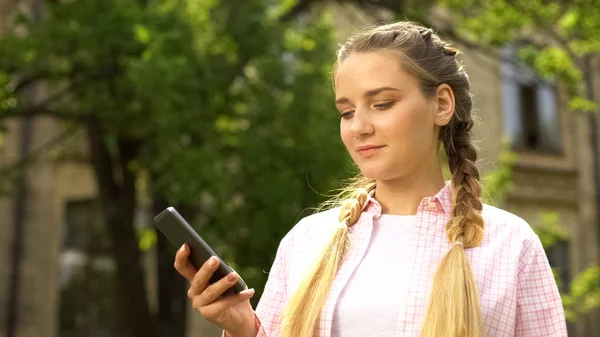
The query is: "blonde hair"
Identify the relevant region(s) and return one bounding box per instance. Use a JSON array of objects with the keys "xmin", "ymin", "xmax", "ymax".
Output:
[{"xmin": 281, "ymin": 21, "xmax": 485, "ymax": 337}]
